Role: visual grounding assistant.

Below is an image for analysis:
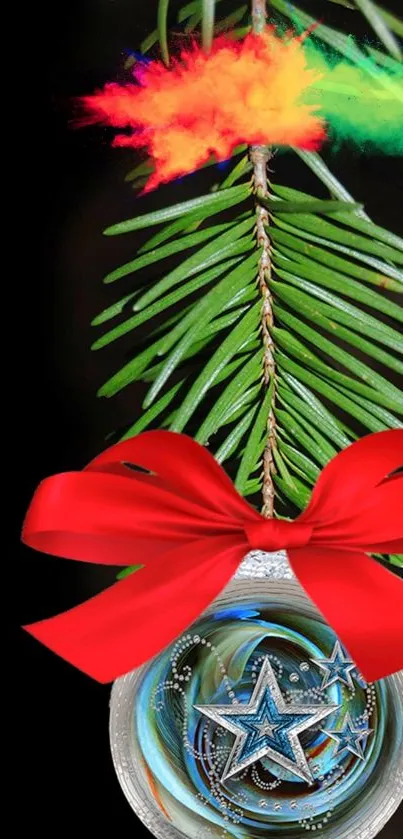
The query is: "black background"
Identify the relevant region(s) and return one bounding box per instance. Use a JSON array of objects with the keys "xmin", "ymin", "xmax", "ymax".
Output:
[{"xmin": 12, "ymin": 0, "xmax": 402, "ymax": 835}]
